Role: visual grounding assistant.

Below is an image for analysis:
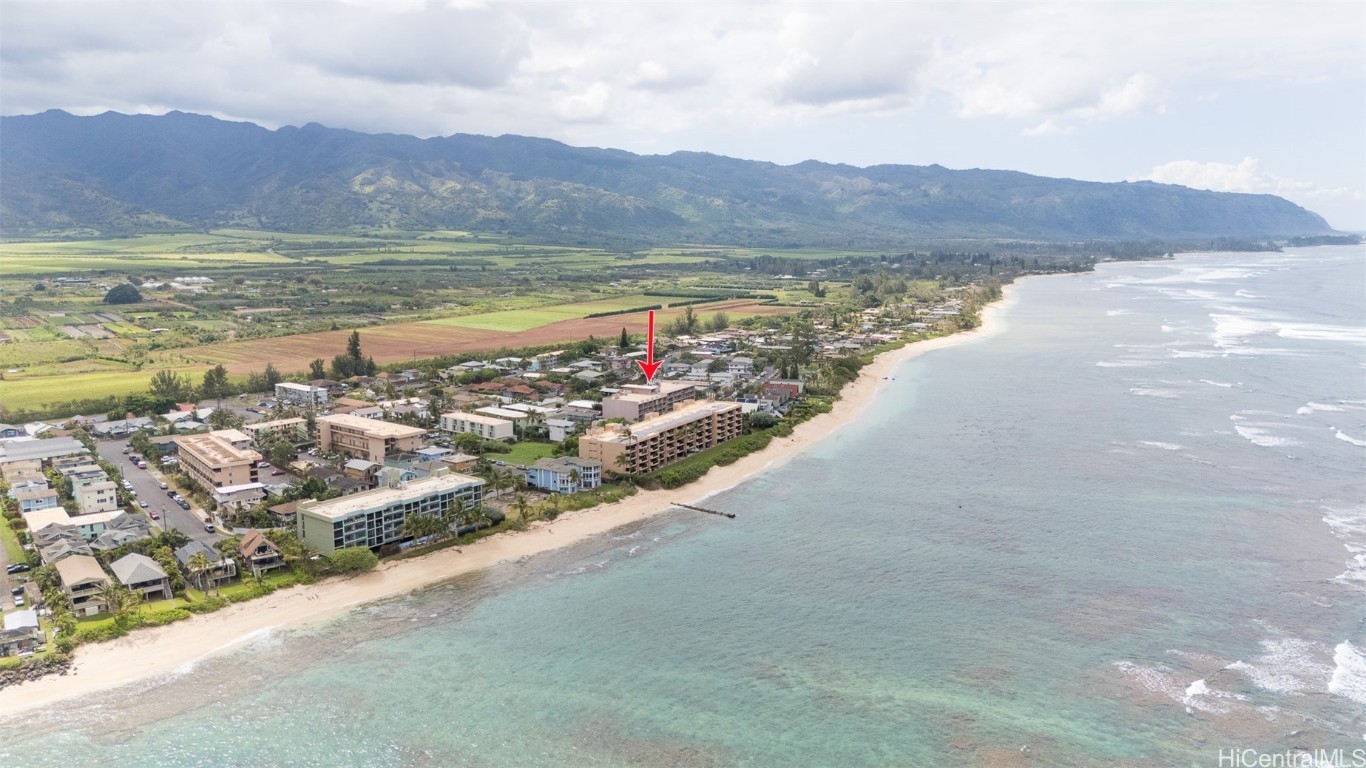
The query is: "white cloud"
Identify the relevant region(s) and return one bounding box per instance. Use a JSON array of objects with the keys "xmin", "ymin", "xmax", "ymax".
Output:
[
  {"xmin": 1136, "ymin": 157, "xmax": 1365, "ymax": 223},
  {"xmin": 0, "ymin": 0, "xmax": 1360, "ymax": 220}
]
